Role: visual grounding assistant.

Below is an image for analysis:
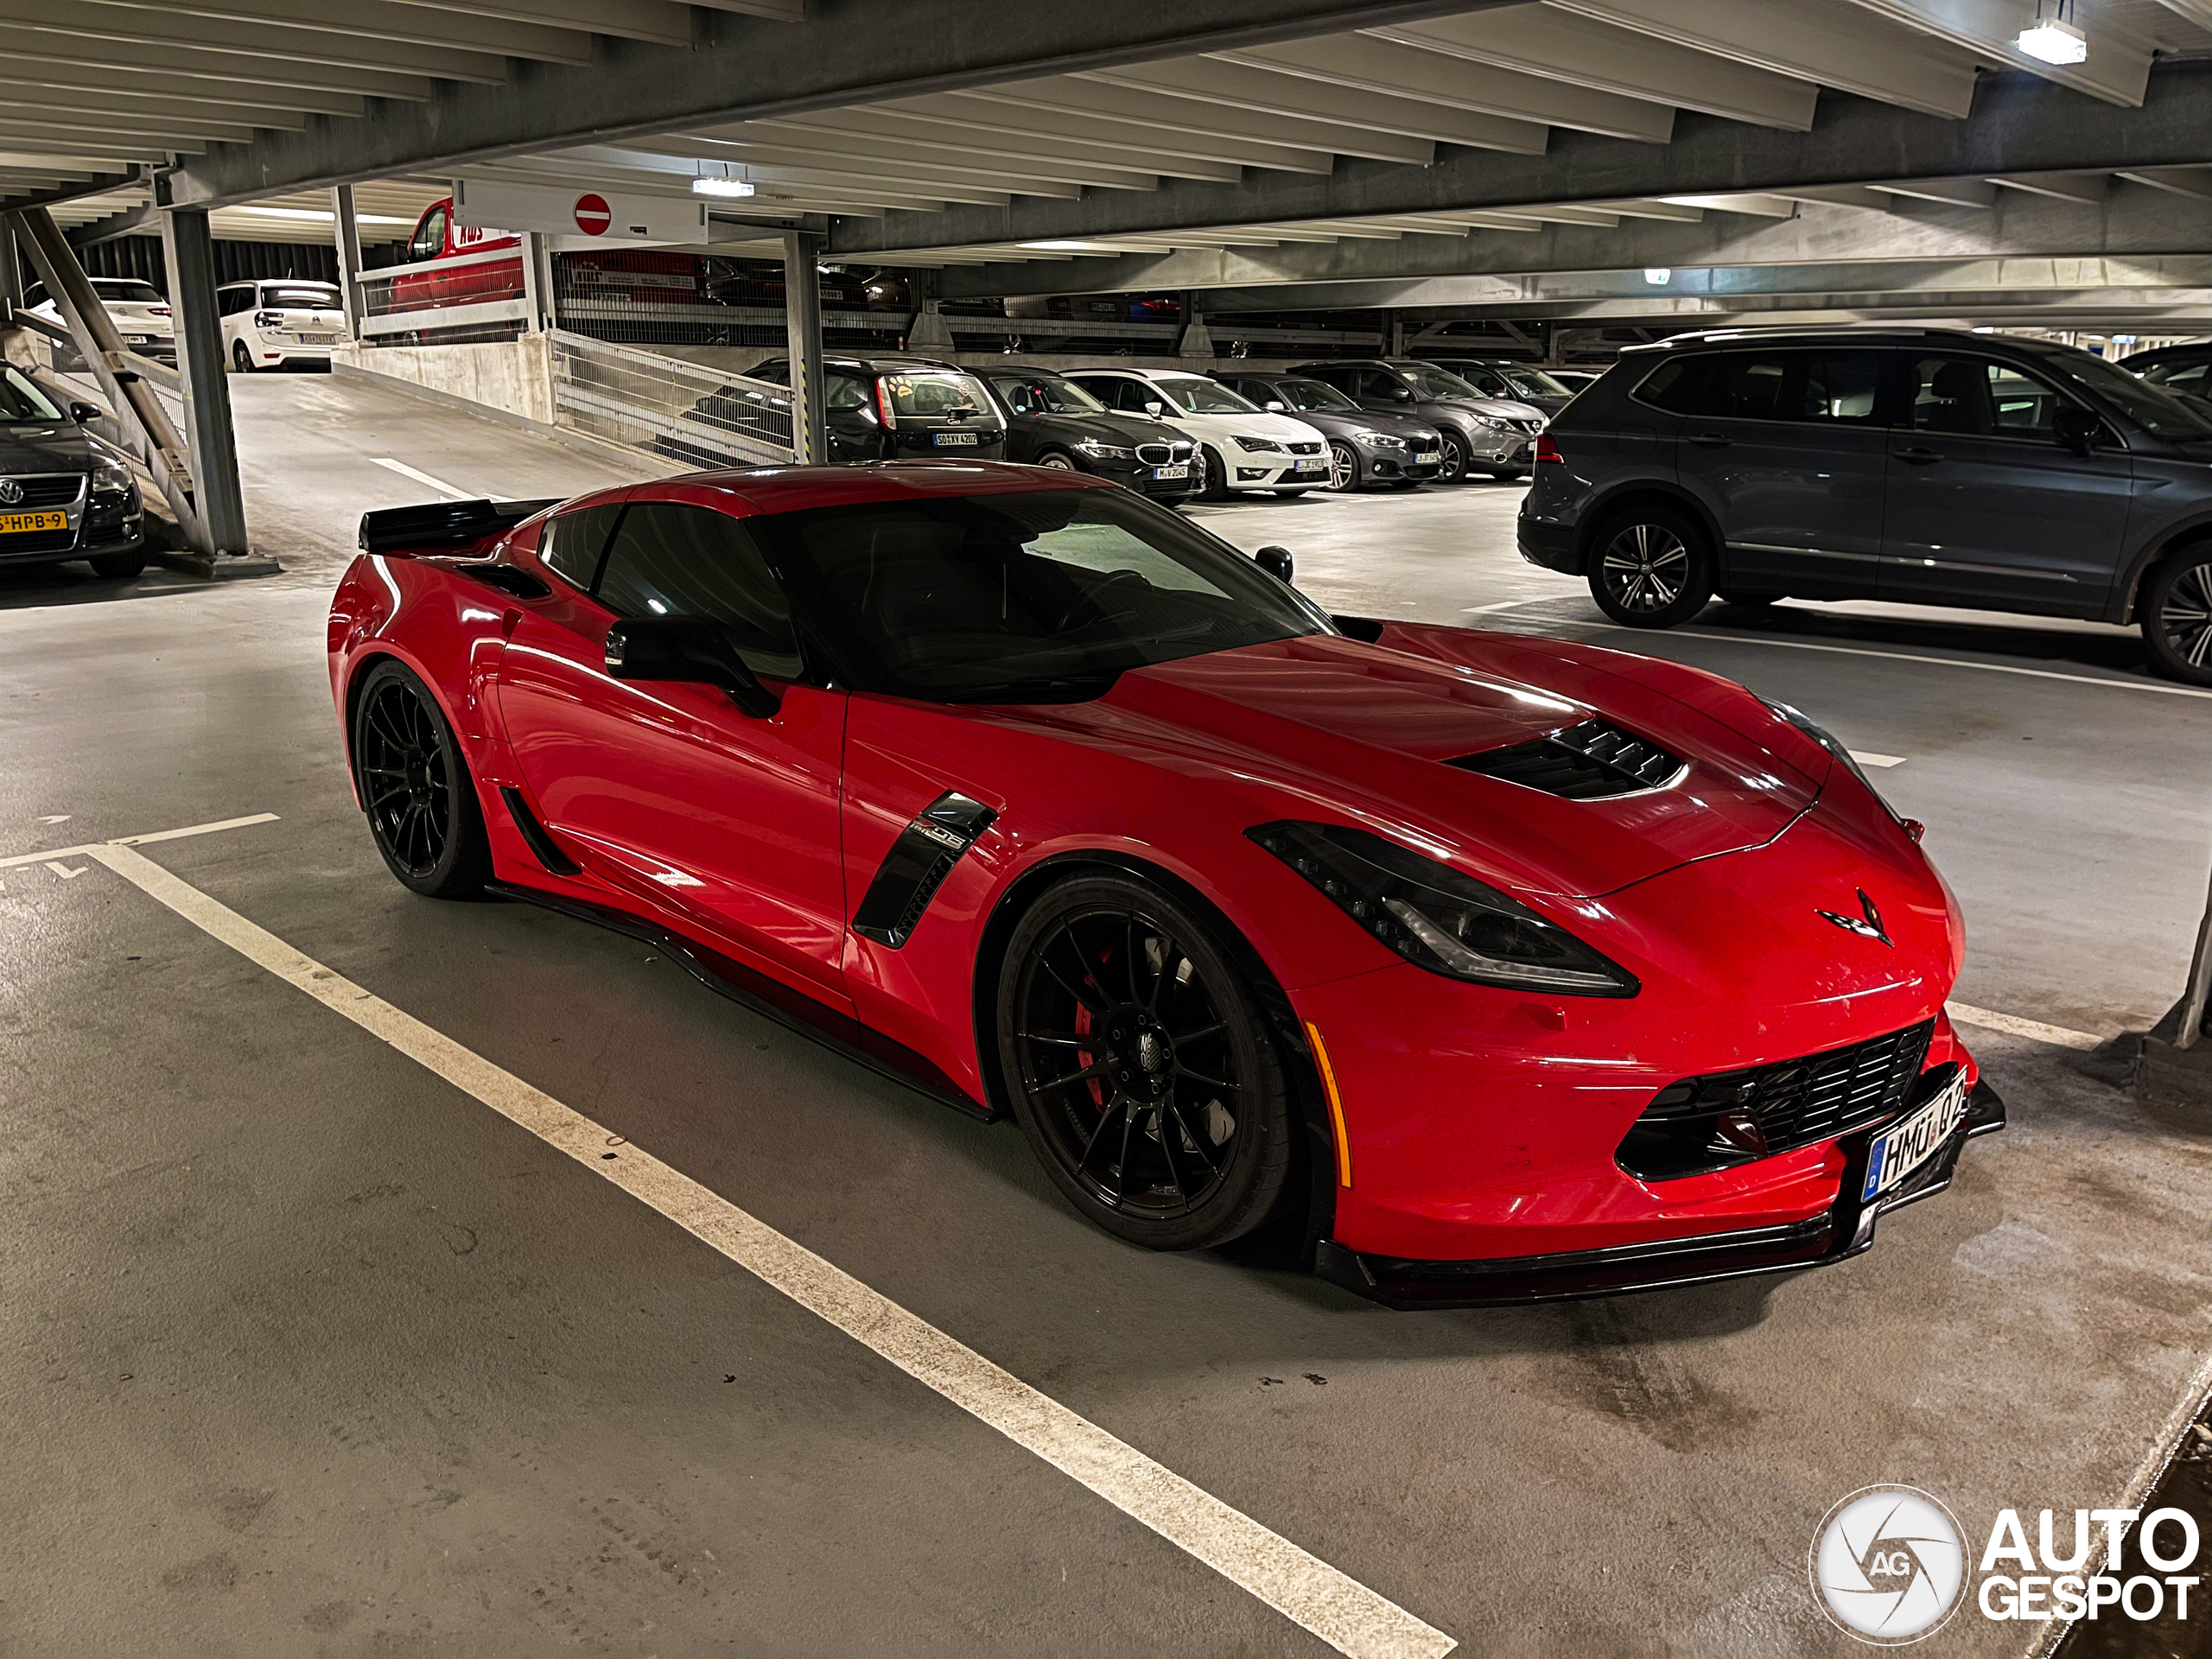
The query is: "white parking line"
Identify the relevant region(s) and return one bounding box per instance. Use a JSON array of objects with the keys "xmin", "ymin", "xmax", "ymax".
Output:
[
  {"xmin": 1945, "ymin": 1001, "xmax": 2103, "ymax": 1051},
  {"xmin": 81, "ymin": 841, "xmax": 1456, "ymax": 1659},
  {"xmin": 370, "ymin": 457, "xmax": 475, "ymax": 499},
  {"xmin": 0, "ymin": 811, "xmax": 280, "ymax": 870},
  {"xmin": 1848, "ymin": 751, "xmax": 1907, "ymax": 769}
]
